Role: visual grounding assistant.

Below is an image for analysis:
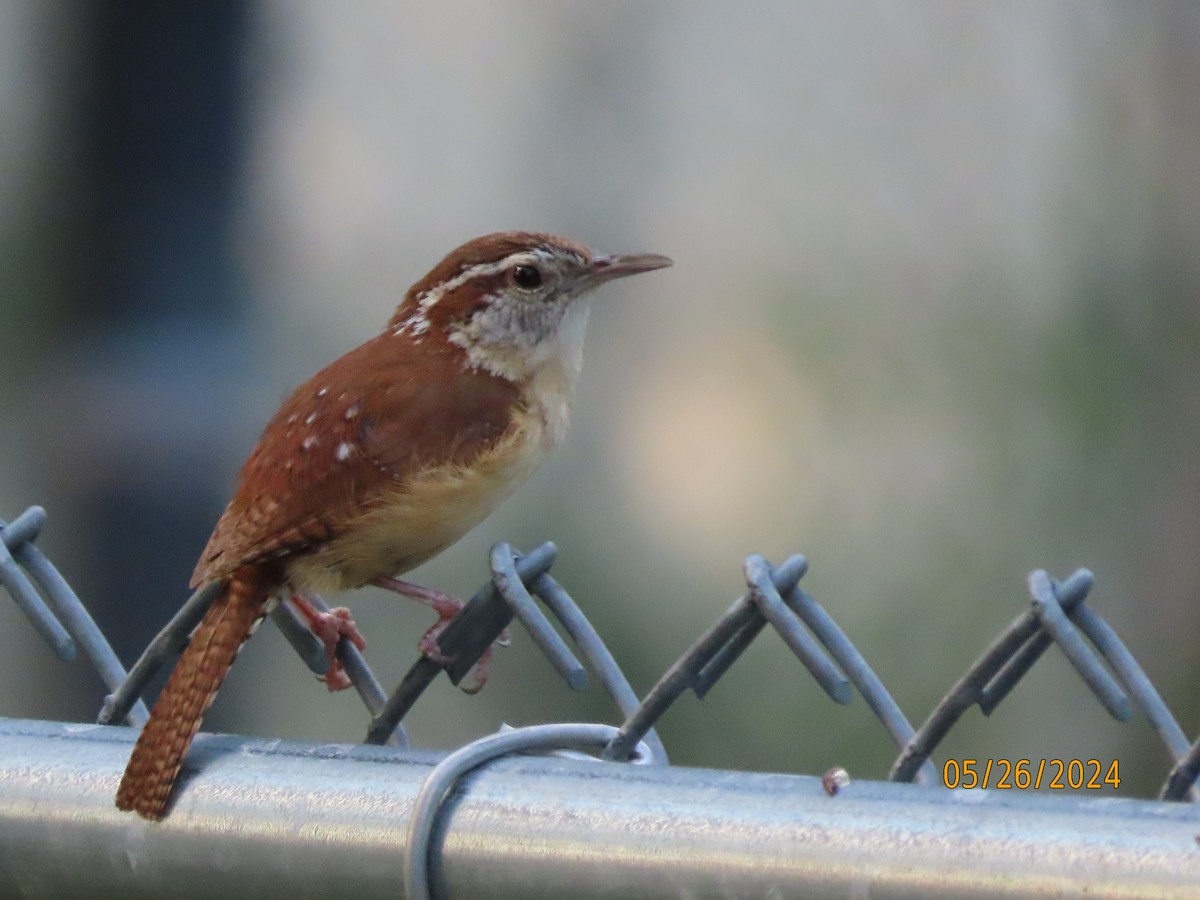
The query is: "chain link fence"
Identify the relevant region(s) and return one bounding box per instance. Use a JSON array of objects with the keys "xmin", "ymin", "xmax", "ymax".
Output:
[{"xmin": 1, "ymin": 504, "xmax": 1197, "ymax": 897}]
